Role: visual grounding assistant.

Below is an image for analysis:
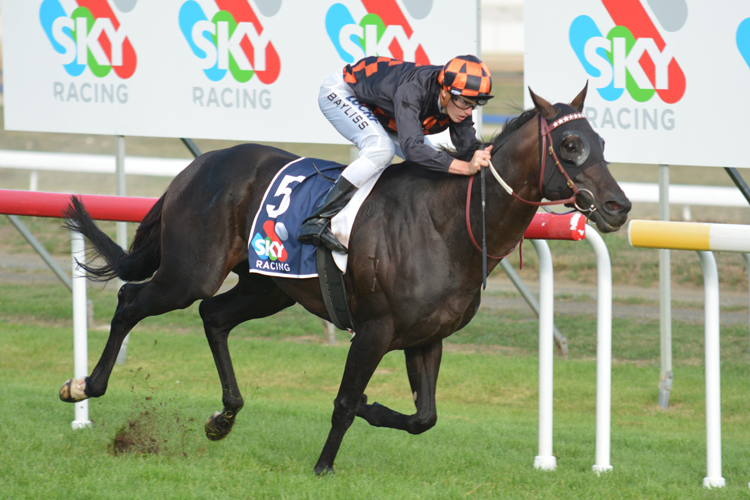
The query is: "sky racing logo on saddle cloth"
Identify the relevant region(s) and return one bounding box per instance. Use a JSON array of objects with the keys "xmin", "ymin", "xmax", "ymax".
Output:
[
  {"xmin": 178, "ymin": 0, "xmax": 281, "ymax": 84},
  {"xmin": 325, "ymin": 0, "xmax": 431, "ymax": 64},
  {"xmin": 251, "ymin": 220, "xmax": 289, "ymax": 269},
  {"xmin": 569, "ymin": 0, "xmax": 686, "ymax": 104},
  {"xmin": 39, "ymin": 0, "xmax": 137, "ymax": 79}
]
